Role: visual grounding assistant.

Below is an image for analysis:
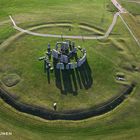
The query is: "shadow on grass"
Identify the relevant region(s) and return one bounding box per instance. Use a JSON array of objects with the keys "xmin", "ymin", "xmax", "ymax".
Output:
[{"xmin": 53, "ymin": 60, "xmax": 93, "ymax": 95}]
